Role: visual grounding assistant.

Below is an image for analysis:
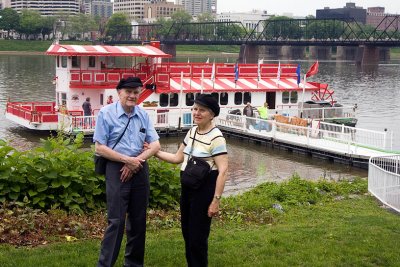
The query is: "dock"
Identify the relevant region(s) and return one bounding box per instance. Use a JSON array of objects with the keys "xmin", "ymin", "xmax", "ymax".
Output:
[{"xmin": 216, "ymin": 113, "xmax": 398, "ymax": 169}]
